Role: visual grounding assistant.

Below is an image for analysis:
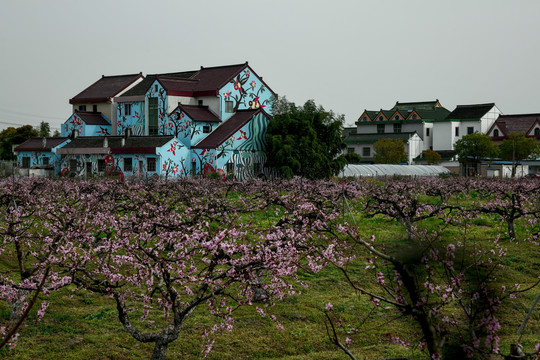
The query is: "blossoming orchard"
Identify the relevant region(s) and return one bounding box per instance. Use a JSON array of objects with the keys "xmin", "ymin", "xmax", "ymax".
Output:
[{"xmin": 0, "ymin": 177, "xmax": 539, "ymax": 360}]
